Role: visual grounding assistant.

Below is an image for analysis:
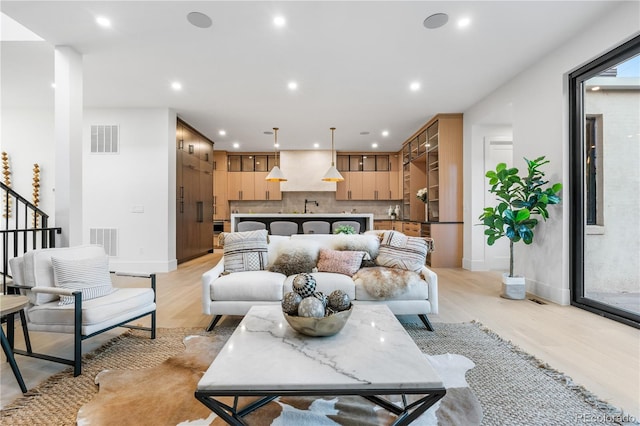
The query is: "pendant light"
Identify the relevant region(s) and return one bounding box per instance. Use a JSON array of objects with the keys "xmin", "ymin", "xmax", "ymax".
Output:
[
  {"xmin": 265, "ymin": 127, "xmax": 287, "ymax": 181},
  {"xmin": 322, "ymin": 127, "xmax": 344, "ymax": 182}
]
